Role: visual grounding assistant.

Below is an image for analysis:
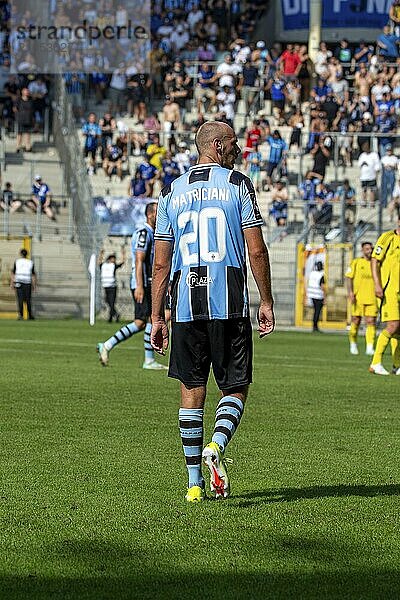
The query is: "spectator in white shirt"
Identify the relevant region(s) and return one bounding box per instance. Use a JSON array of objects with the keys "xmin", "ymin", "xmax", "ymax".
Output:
[
  {"xmin": 216, "ymin": 85, "xmax": 236, "ymax": 127},
  {"xmin": 216, "ymin": 54, "xmax": 241, "ymax": 89},
  {"xmin": 314, "ymin": 41, "xmax": 332, "ymax": 78},
  {"xmin": 187, "ymin": 6, "xmax": 204, "ymax": 34},
  {"xmin": 358, "ymin": 143, "xmax": 381, "ymax": 207},
  {"xmin": 170, "ymin": 25, "xmax": 189, "ymax": 53}
]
